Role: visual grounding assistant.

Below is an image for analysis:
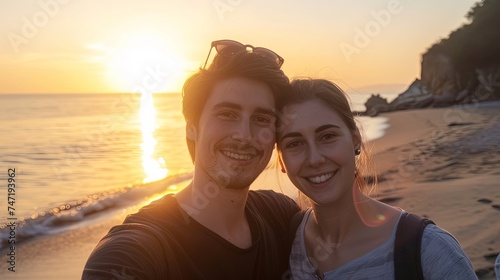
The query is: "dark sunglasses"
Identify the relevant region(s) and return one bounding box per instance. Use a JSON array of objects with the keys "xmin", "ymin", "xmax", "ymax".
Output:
[{"xmin": 202, "ymin": 39, "xmax": 284, "ymax": 69}]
